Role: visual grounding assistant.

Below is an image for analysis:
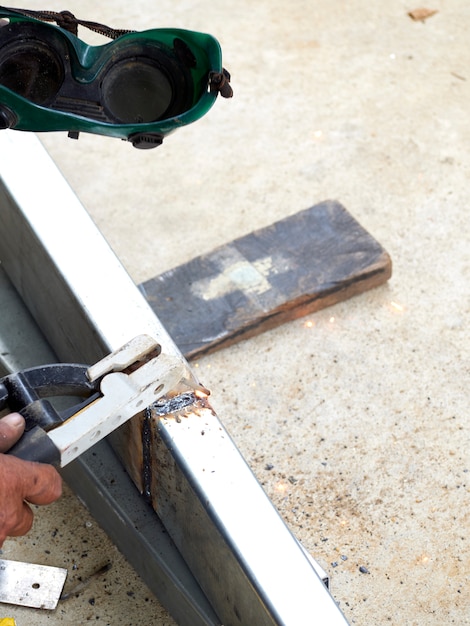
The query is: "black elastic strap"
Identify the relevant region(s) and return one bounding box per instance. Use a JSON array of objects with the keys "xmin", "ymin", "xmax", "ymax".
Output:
[{"xmin": 0, "ymin": 6, "xmax": 135, "ymax": 39}]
